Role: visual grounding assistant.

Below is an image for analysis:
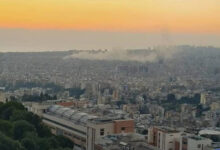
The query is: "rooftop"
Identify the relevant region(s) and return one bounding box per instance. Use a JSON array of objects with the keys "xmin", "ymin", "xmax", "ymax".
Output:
[
  {"xmin": 156, "ymin": 126, "xmax": 180, "ymax": 133},
  {"xmin": 199, "ymin": 129, "xmax": 220, "ymax": 136},
  {"xmin": 96, "ymin": 133, "xmax": 156, "ymax": 150},
  {"xmin": 45, "ymin": 105, "xmax": 130, "ymax": 125}
]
